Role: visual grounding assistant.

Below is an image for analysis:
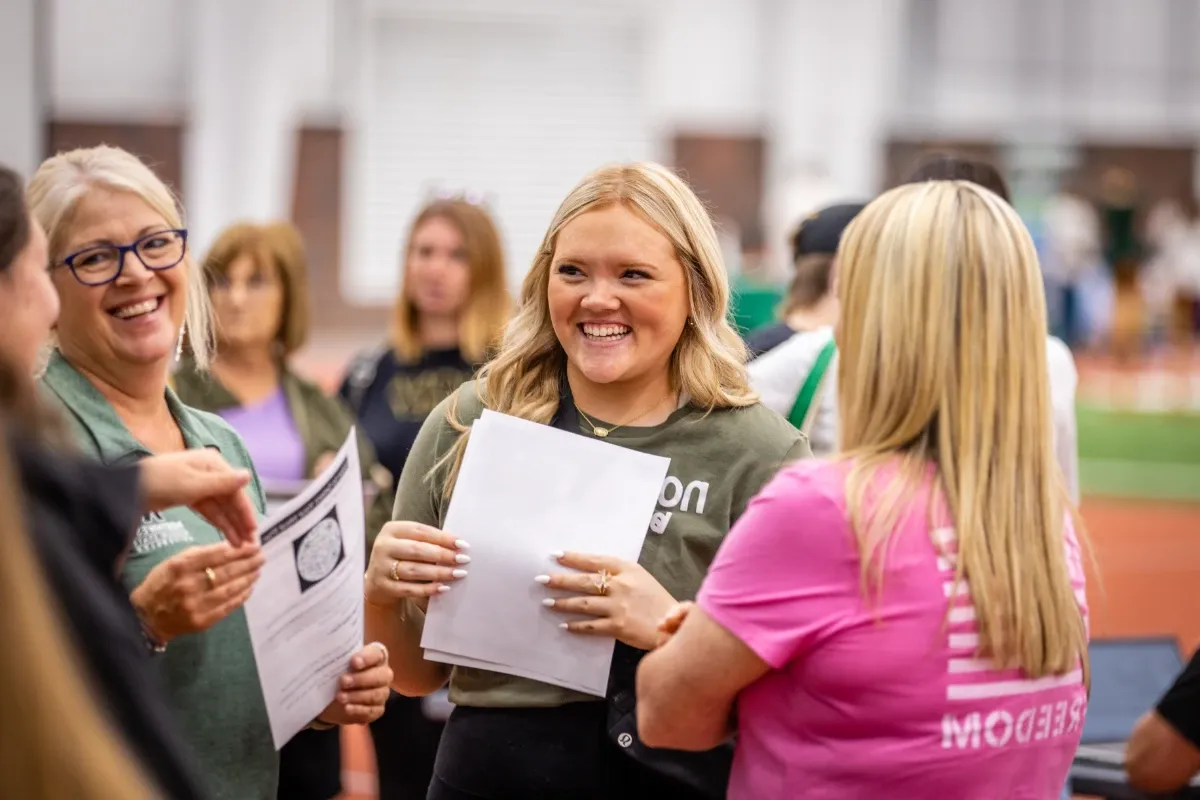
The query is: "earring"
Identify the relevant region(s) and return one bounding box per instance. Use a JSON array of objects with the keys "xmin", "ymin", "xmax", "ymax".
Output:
[{"xmin": 175, "ymin": 323, "xmax": 186, "ymax": 362}]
